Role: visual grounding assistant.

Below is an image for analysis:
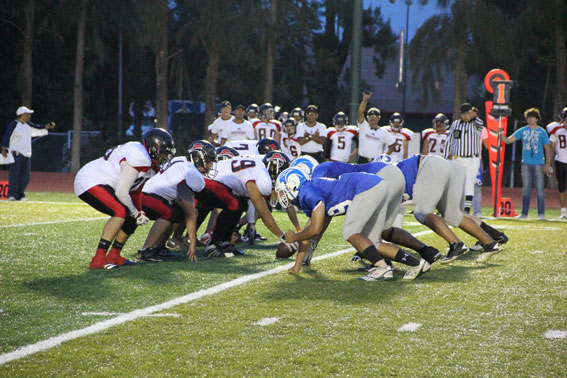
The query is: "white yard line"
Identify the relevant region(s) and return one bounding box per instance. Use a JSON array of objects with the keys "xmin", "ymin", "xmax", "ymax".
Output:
[
  {"xmin": 0, "ymin": 217, "xmax": 107, "ymax": 229},
  {"xmin": 397, "ymin": 323, "xmax": 422, "ymax": 332},
  {"xmin": 82, "ymin": 312, "xmax": 181, "ymax": 318},
  {"xmin": 254, "ymin": 317, "xmax": 280, "ymax": 326},
  {"xmin": 0, "ymin": 230, "xmax": 433, "ymax": 365},
  {"xmin": 0, "ymin": 201, "xmax": 88, "ymax": 205}
]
